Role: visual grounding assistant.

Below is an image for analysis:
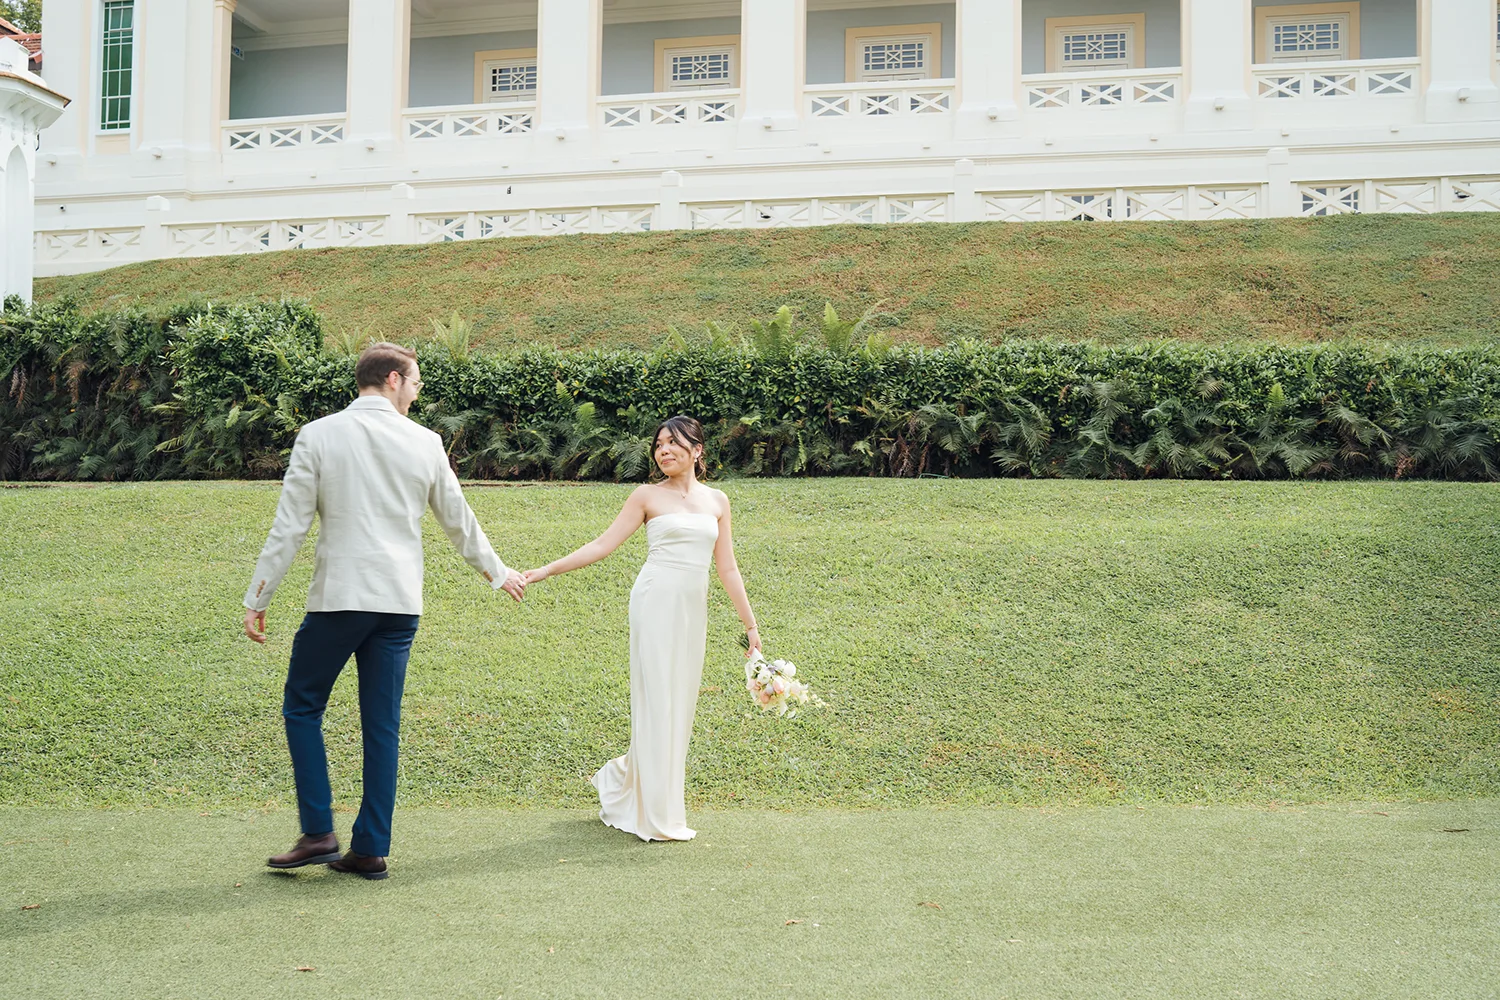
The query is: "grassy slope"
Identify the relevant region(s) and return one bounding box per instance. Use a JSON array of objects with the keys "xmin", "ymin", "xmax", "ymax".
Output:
[
  {"xmin": 31, "ymin": 214, "xmax": 1500, "ymax": 349},
  {"xmin": 2, "ymin": 479, "xmax": 1496, "ymax": 809},
  {"xmin": 3, "ymin": 803, "xmax": 1497, "ymax": 999}
]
